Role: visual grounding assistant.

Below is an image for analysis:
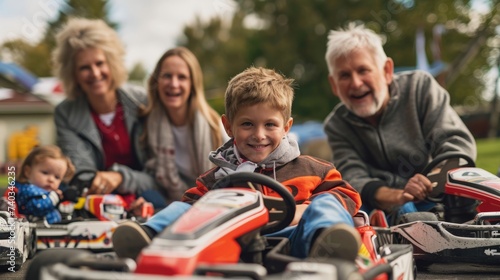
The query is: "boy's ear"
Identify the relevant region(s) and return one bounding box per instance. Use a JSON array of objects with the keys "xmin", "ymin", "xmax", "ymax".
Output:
[
  {"xmin": 284, "ymin": 117, "xmax": 293, "ymax": 133},
  {"xmin": 221, "ymin": 114, "xmax": 233, "ymax": 138}
]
